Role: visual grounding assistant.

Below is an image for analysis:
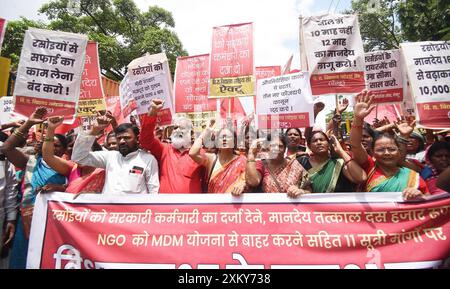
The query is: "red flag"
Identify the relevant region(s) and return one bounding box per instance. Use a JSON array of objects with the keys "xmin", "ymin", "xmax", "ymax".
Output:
[
  {"xmin": 220, "ymin": 98, "xmax": 246, "ymax": 126},
  {"xmin": 54, "ymin": 118, "xmax": 81, "ymax": 135},
  {"xmin": 104, "ymin": 95, "xmax": 124, "ymax": 134},
  {"xmin": 0, "ymin": 18, "xmax": 6, "ymax": 51},
  {"xmin": 364, "ymin": 103, "xmax": 401, "ymax": 124}
]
